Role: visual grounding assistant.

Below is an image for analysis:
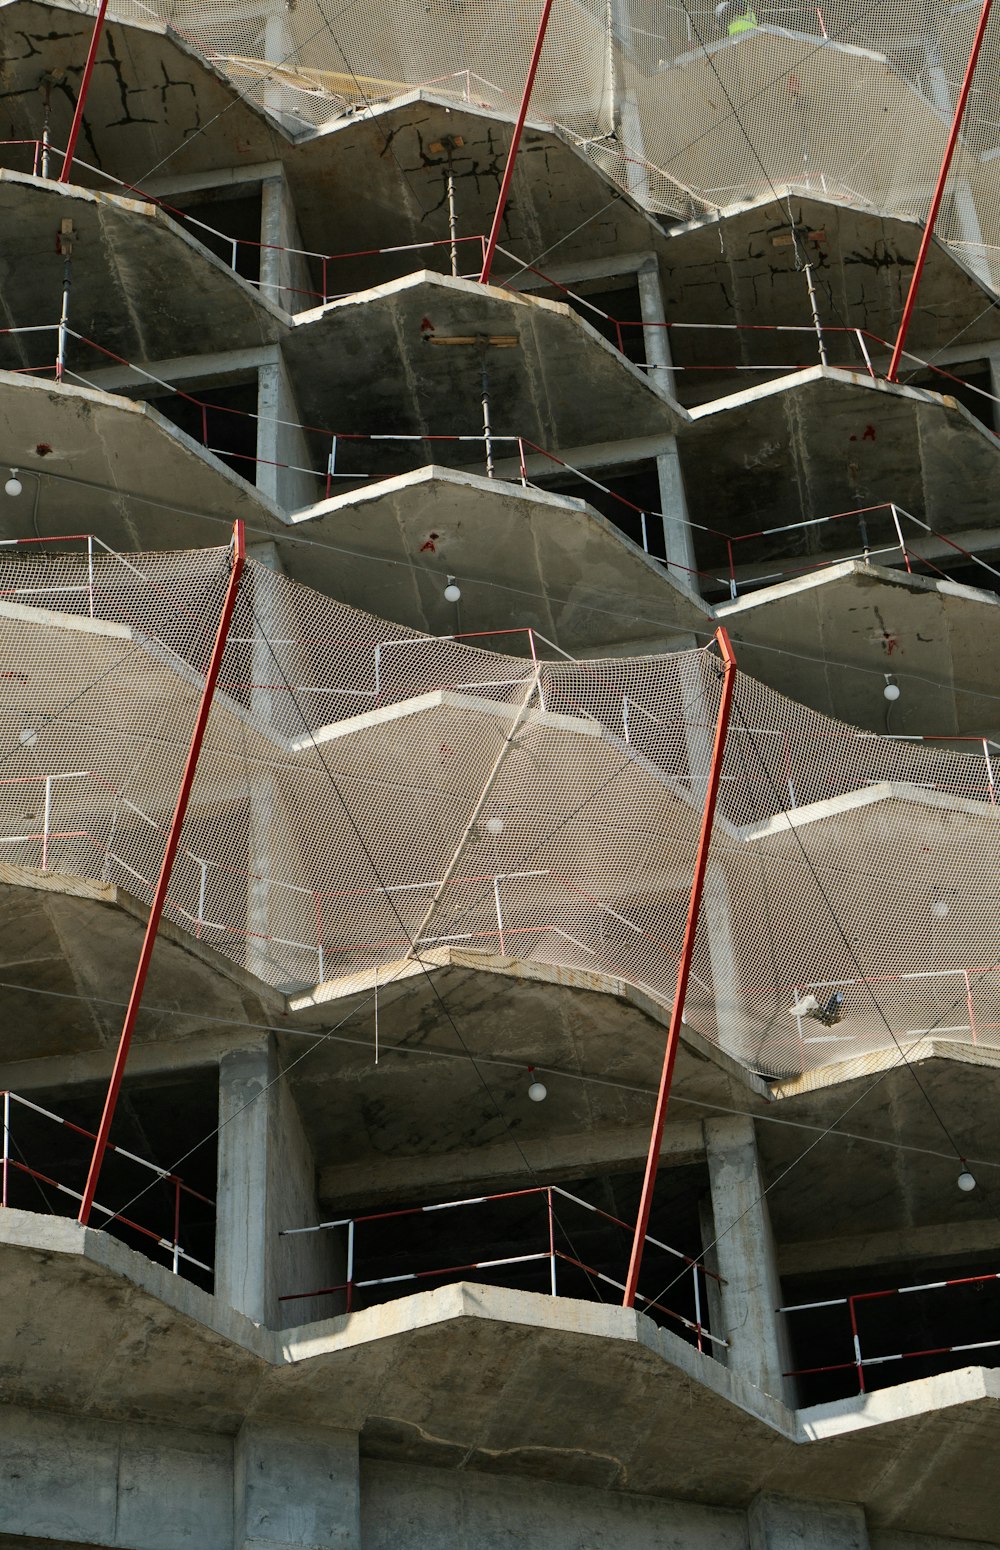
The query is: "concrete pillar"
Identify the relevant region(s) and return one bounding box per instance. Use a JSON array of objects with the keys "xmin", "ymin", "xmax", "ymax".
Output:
[
  {"xmin": 989, "ymin": 352, "xmax": 1000, "ymax": 435},
  {"xmin": 260, "ymin": 173, "xmax": 314, "ymax": 313},
  {"xmin": 748, "ymin": 1492, "xmax": 869, "ymax": 1550},
  {"xmin": 256, "ymin": 356, "xmax": 321, "ymax": 512},
  {"xmin": 215, "ymin": 1037, "xmax": 341, "ymax": 1328},
  {"xmin": 235, "ymin": 1422, "xmax": 361, "ymax": 1550},
  {"xmin": 703, "ymin": 1115, "xmax": 792, "ymax": 1404},
  {"xmin": 633, "ymin": 258, "xmax": 699, "ymax": 593}
]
